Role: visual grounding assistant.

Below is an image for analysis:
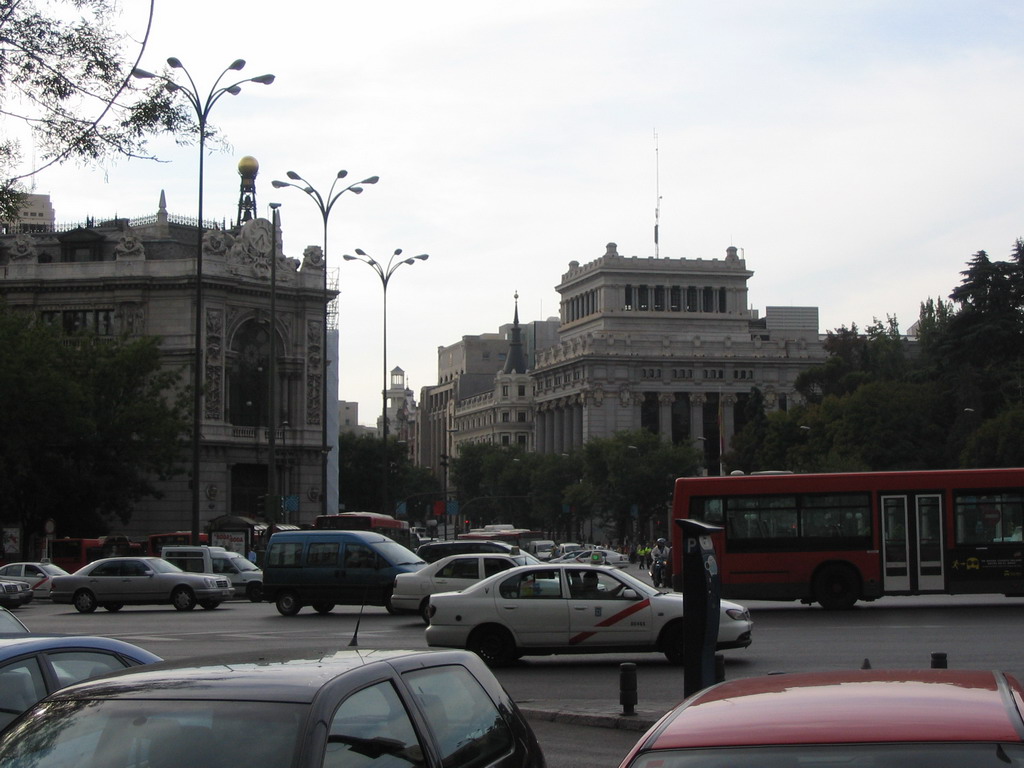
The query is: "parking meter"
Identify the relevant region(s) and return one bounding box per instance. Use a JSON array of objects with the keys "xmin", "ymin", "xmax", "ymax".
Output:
[{"xmin": 675, "ymin": 518, "xmax": 723, "ymax": 697}]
